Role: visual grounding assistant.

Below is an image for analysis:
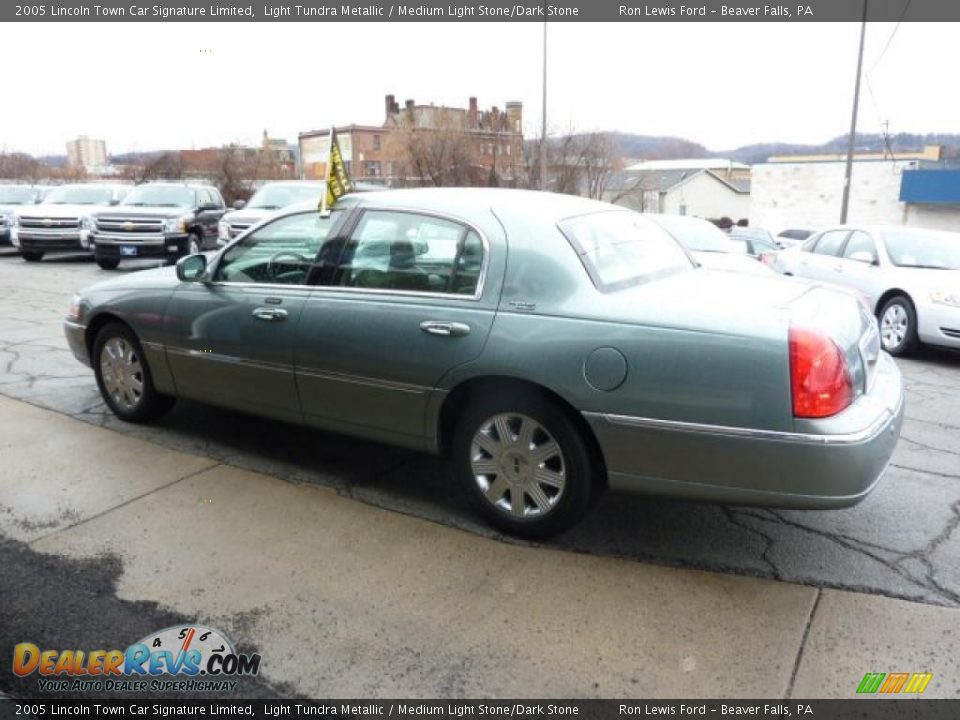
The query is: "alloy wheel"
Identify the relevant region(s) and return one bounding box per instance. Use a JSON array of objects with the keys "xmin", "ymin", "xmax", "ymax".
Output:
[
  {"xmin": 880, "ymin": 303, "xmax": 909, "ymax": 350},
  {"xmin": 100, "ymin": 337, "xmax": 144, "ymax": 411},
  {"xmin": 469, "ymin": 413, "xmax": 566, "ymax": 519}
]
